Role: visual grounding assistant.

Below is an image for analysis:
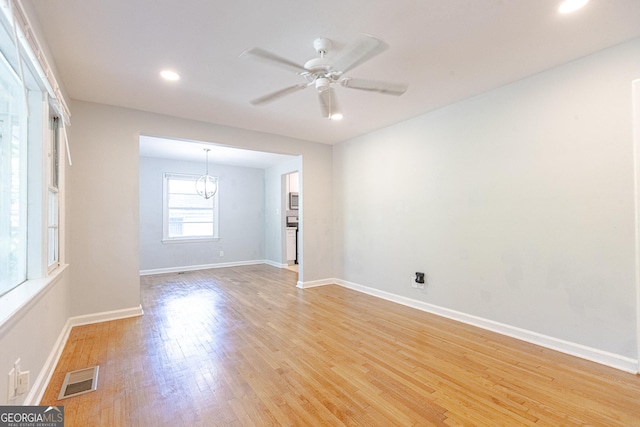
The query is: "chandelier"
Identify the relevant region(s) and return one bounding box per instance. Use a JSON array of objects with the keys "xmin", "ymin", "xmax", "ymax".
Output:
[{"xmin": 195, "ymin": 148, "xmax": 217, "ymax": 199}]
